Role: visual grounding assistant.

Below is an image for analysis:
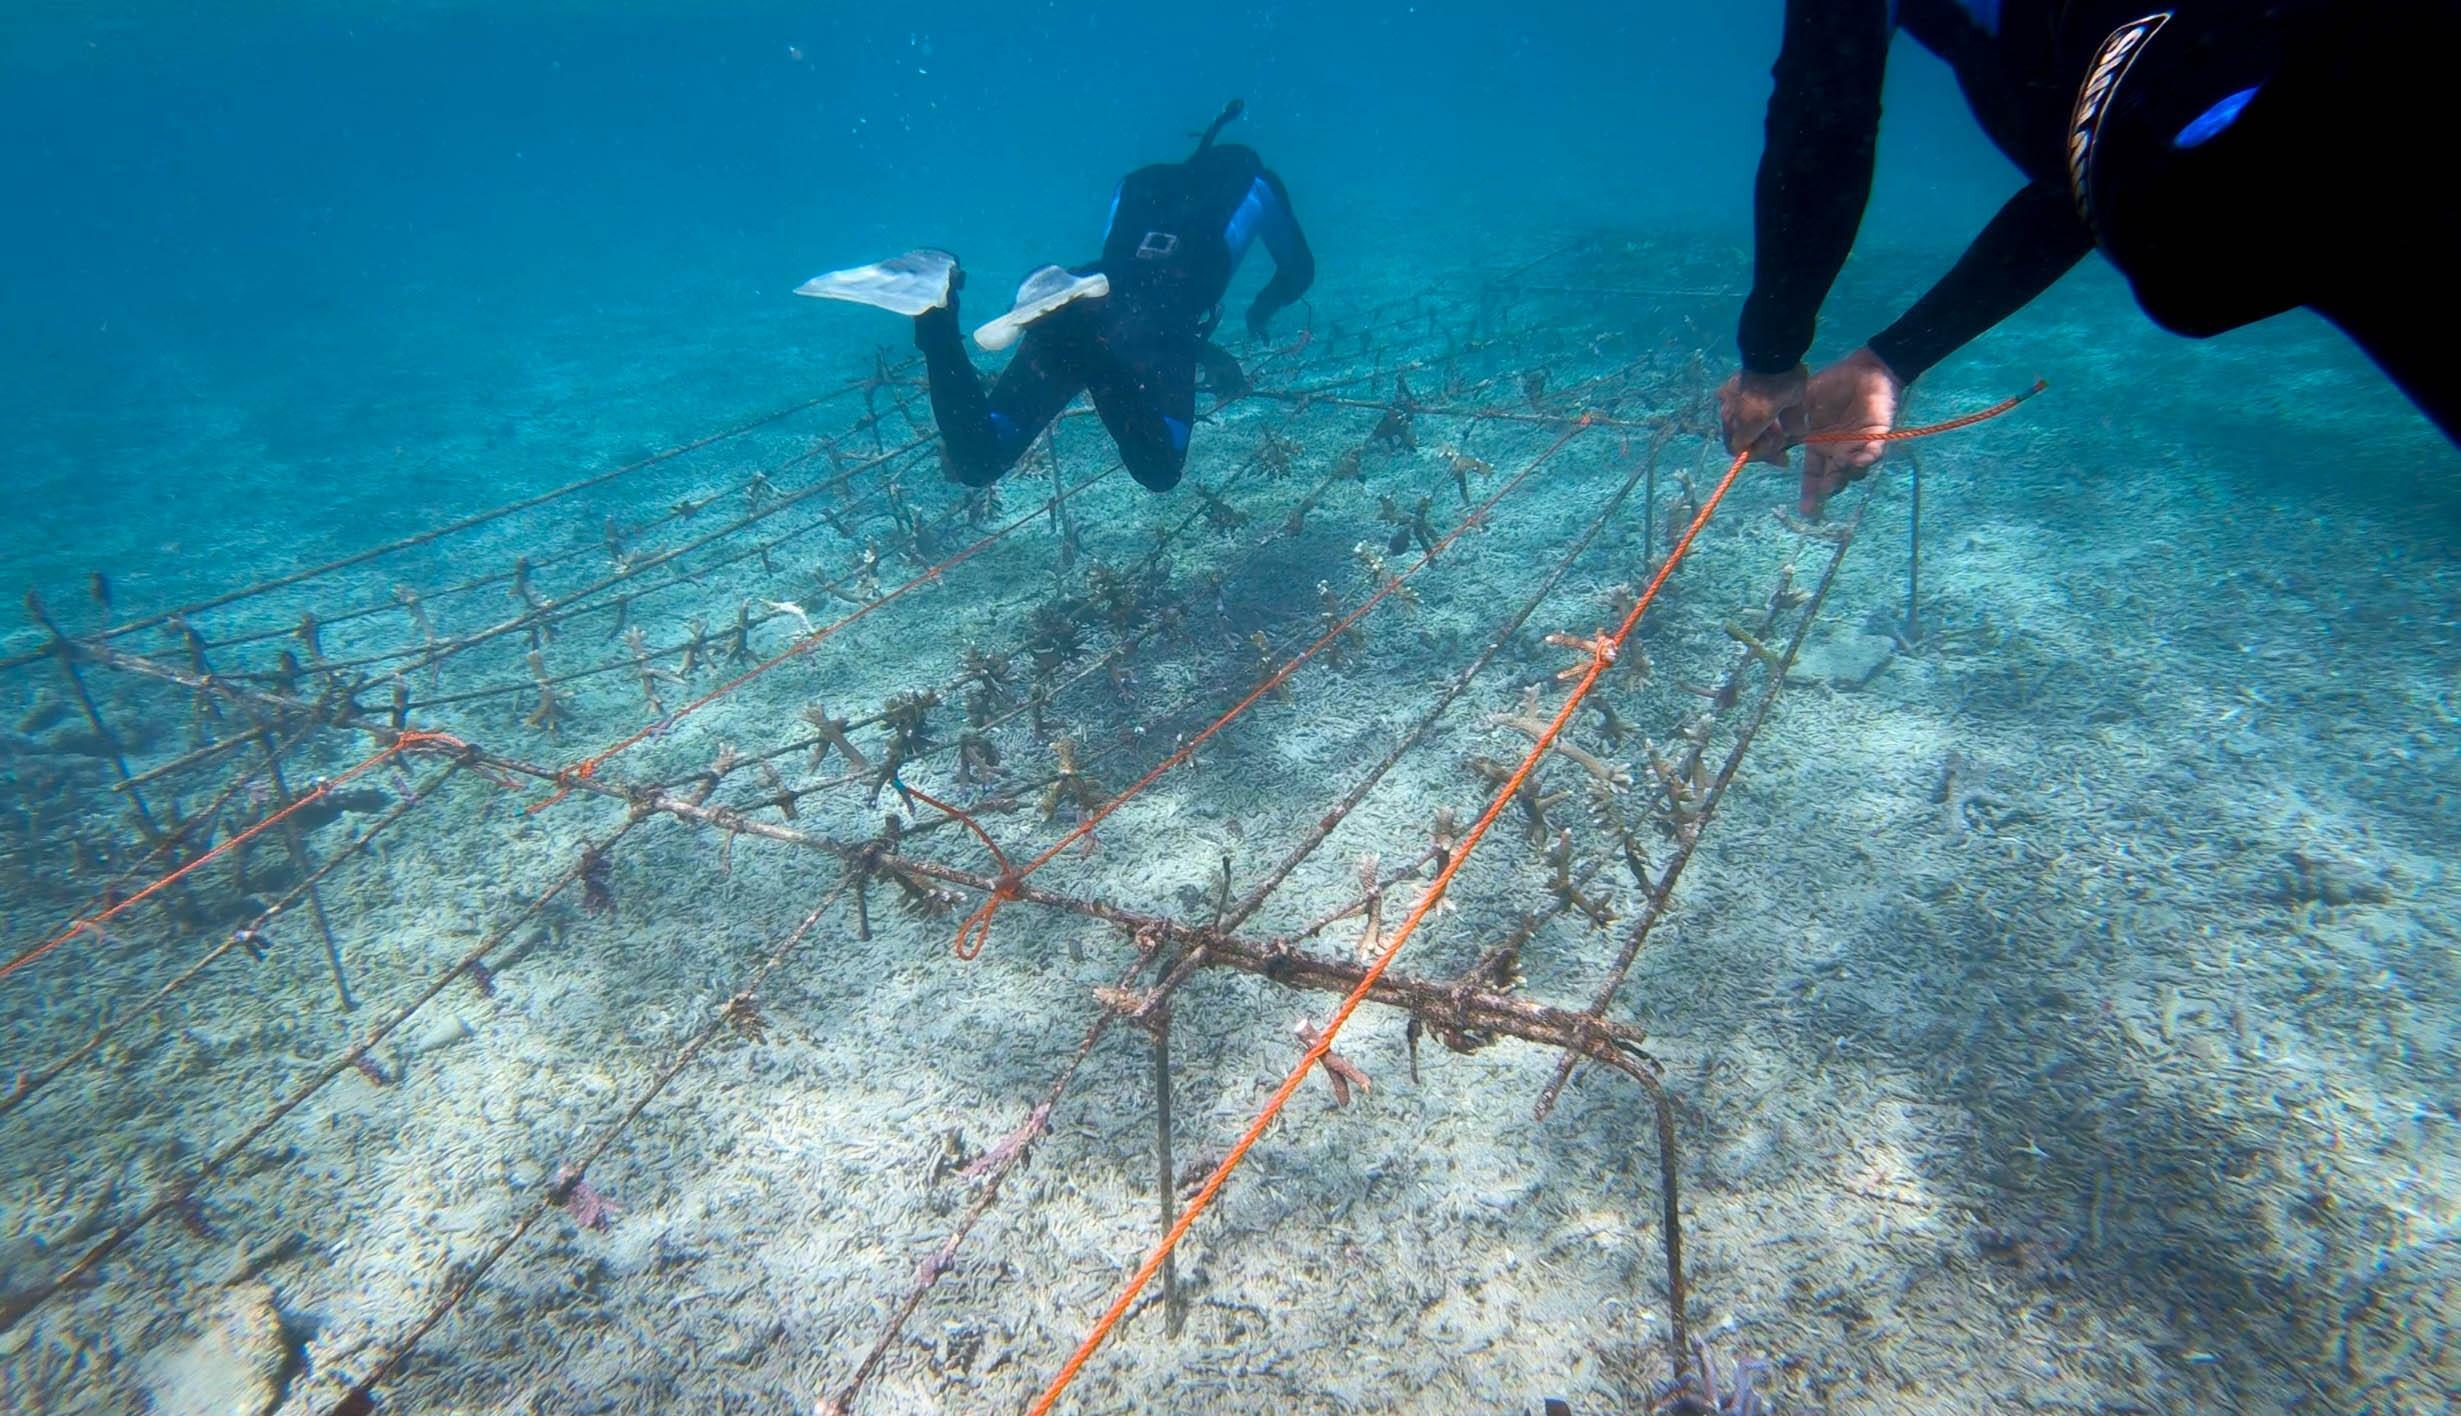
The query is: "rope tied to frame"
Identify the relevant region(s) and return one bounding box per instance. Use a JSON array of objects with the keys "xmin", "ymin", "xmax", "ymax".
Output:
[
  {"xmin": 932, "ymin": 413, "xmax": 1603, "ymax": 962},
  {"xmin": 0, "ymin": 728, "xmax": 471, "ymax": 983},
  {"xmin": 1023, "ymin": 383, "xmax": 2045, "ymax": 1416}
]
